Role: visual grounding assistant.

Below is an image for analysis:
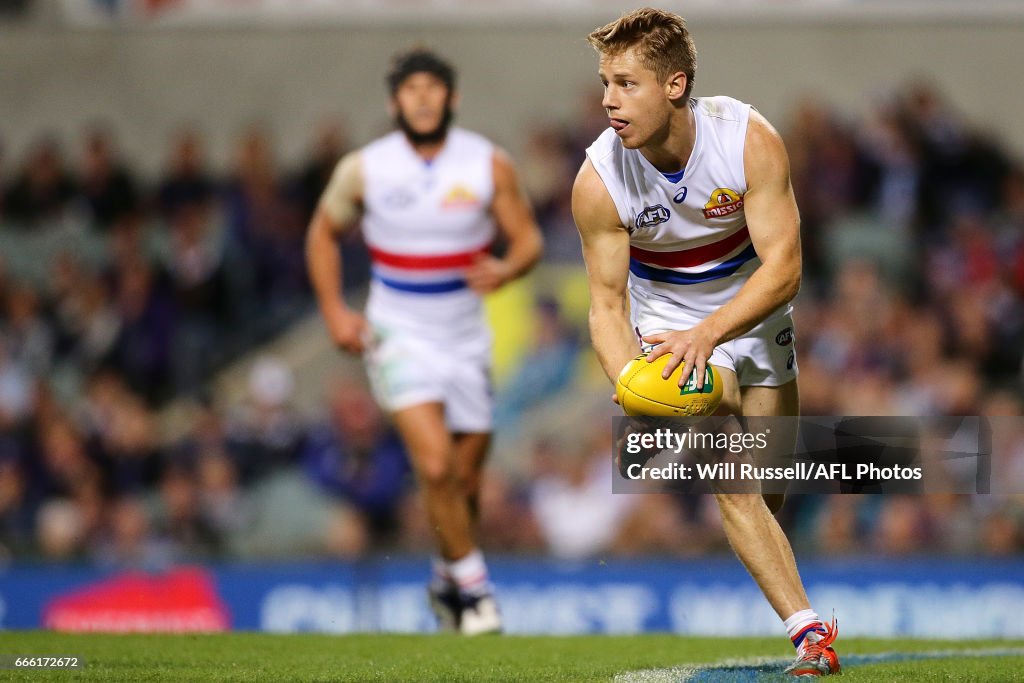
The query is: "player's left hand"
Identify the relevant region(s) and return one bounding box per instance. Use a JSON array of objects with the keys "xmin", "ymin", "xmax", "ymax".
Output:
[
  {"xmin": 642, "ymin": 323, "xmax": 720, "ymax": 390},
  {"xmin": 465, "ymin": 255, "xmax": 513, "ymax": 294}
]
